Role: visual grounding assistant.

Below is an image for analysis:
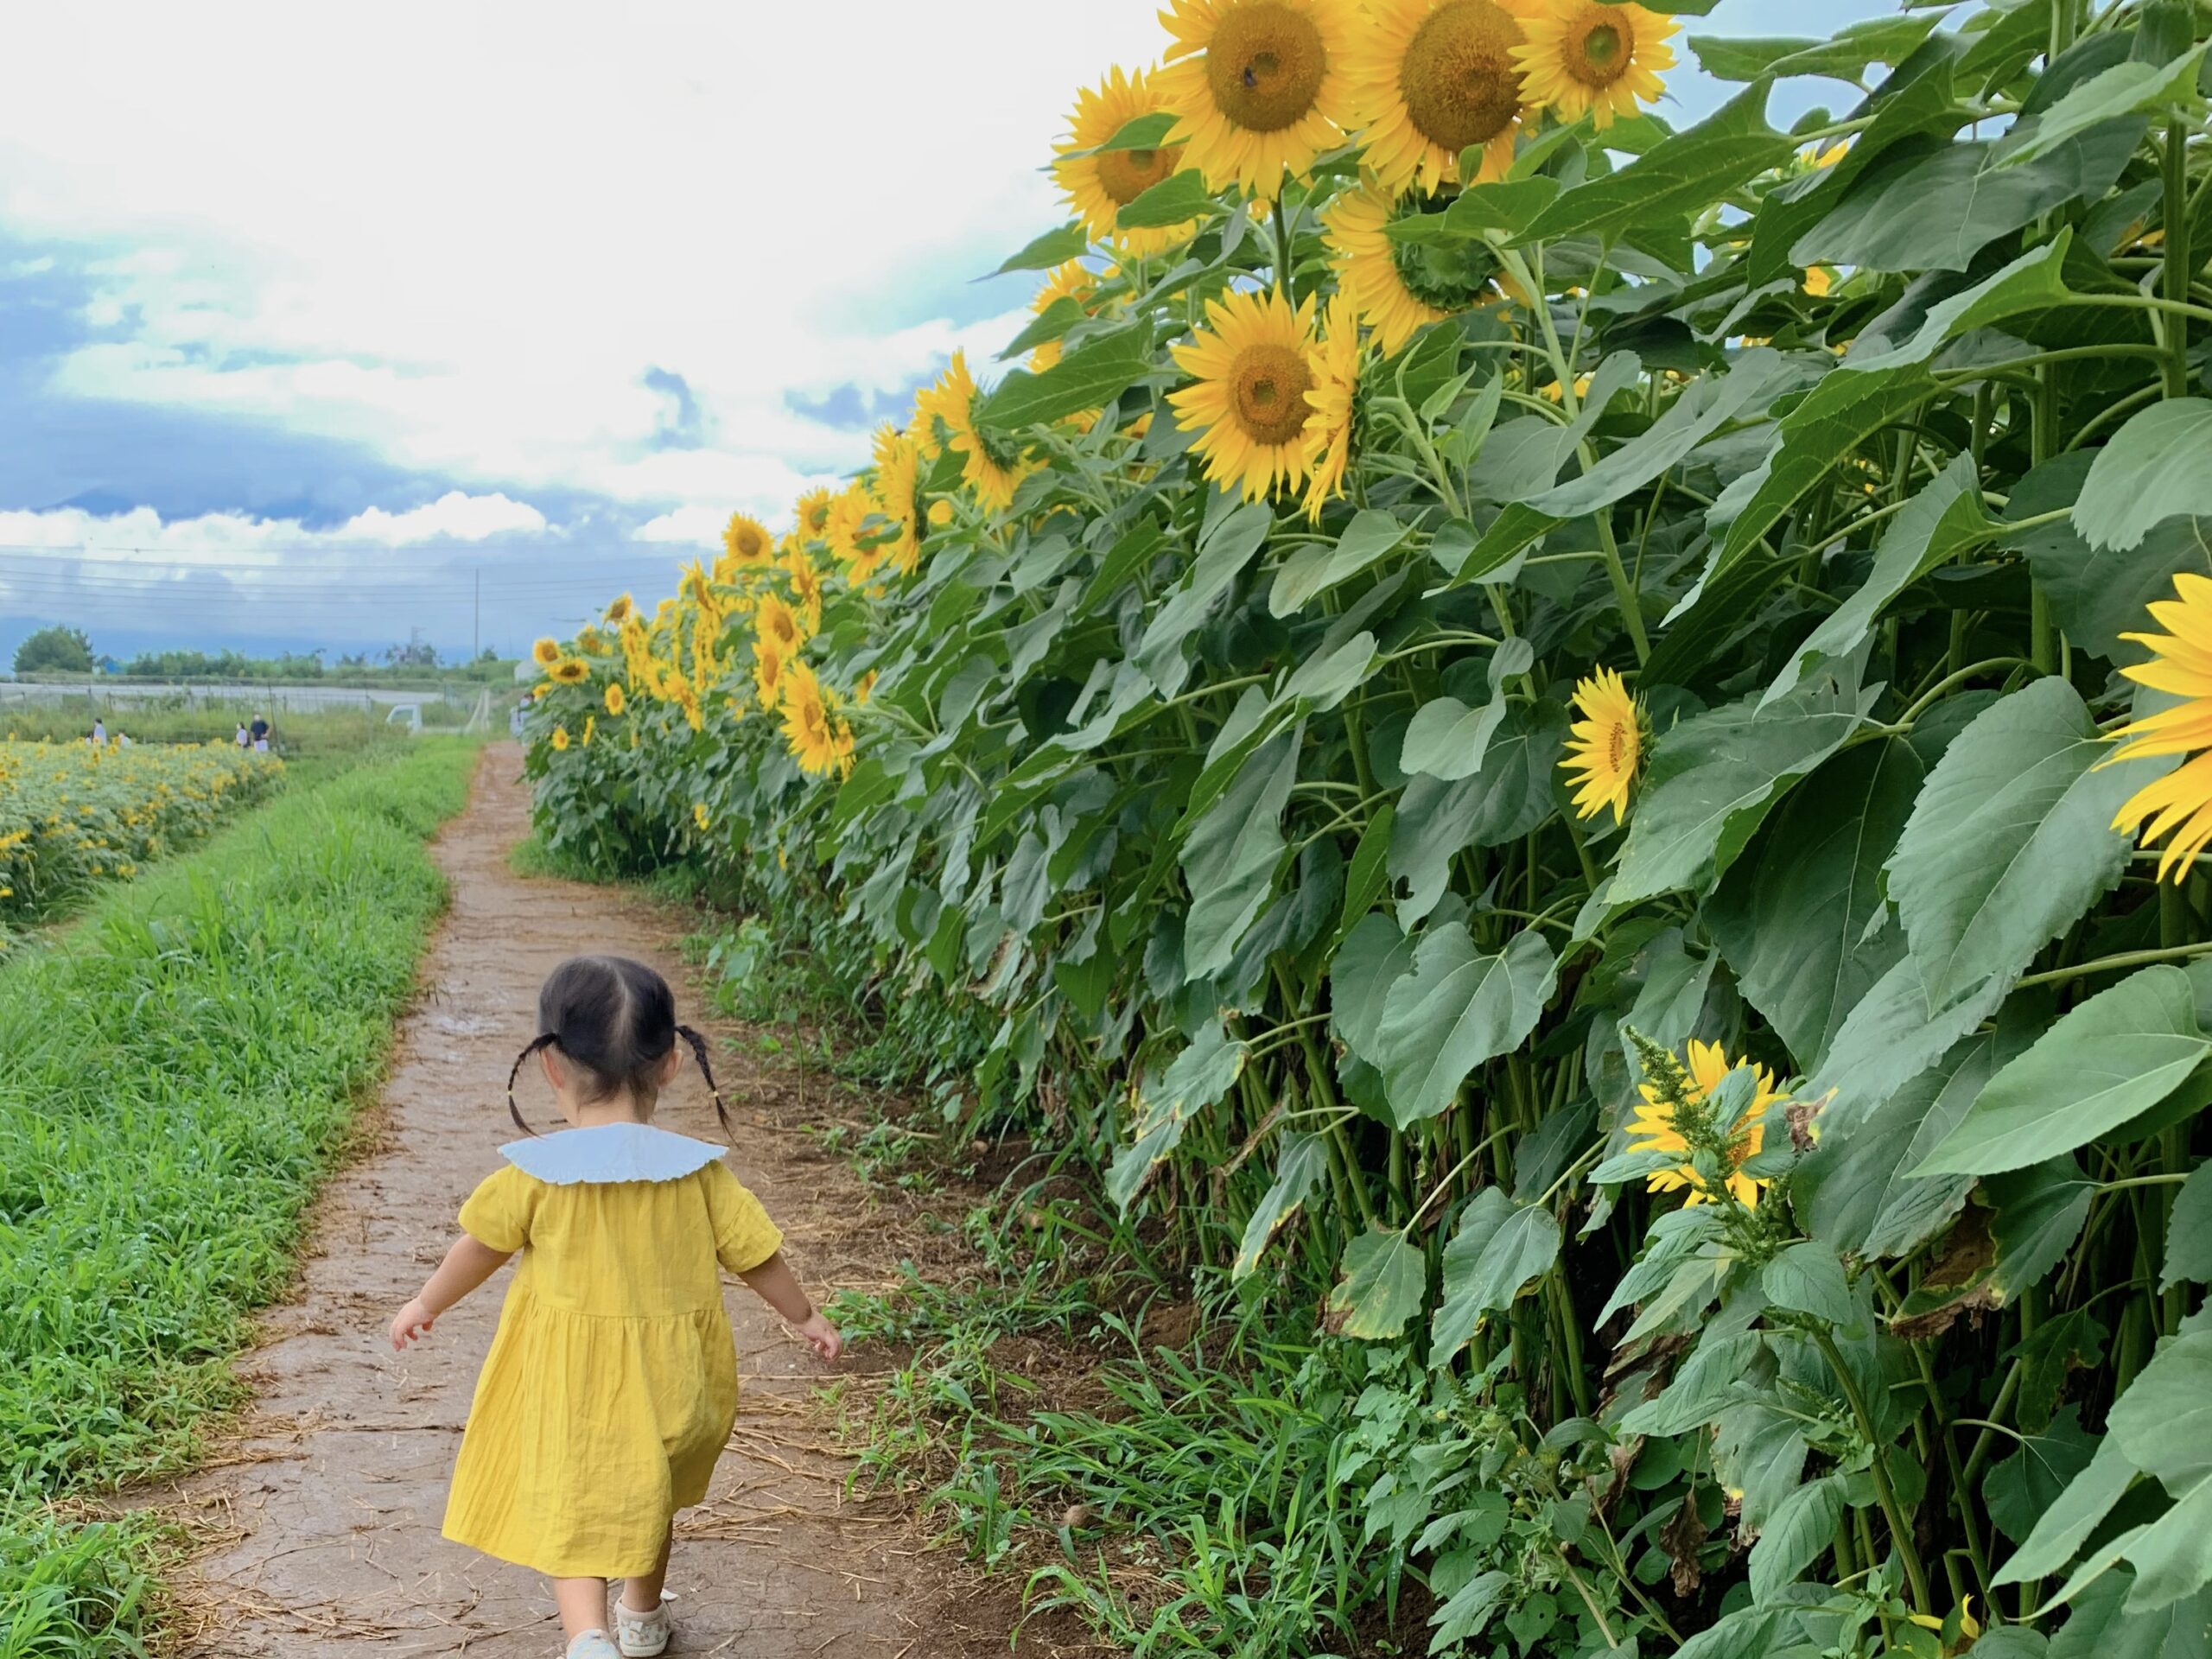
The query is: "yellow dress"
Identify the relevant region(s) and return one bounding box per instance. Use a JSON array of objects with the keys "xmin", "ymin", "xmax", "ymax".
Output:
[{"xmin": 441, "ymin": 1123, "xmax": 783, "ymax": 1579}]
